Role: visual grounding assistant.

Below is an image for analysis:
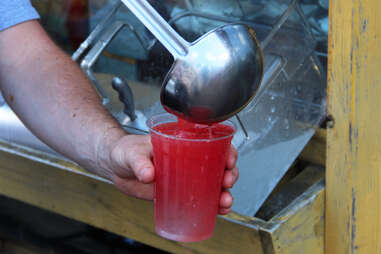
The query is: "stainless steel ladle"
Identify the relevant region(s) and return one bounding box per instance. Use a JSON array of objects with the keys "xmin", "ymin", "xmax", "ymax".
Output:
[{"xmin": 121, "ymin": 0, "xmax": 264, "ymax": 123}]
